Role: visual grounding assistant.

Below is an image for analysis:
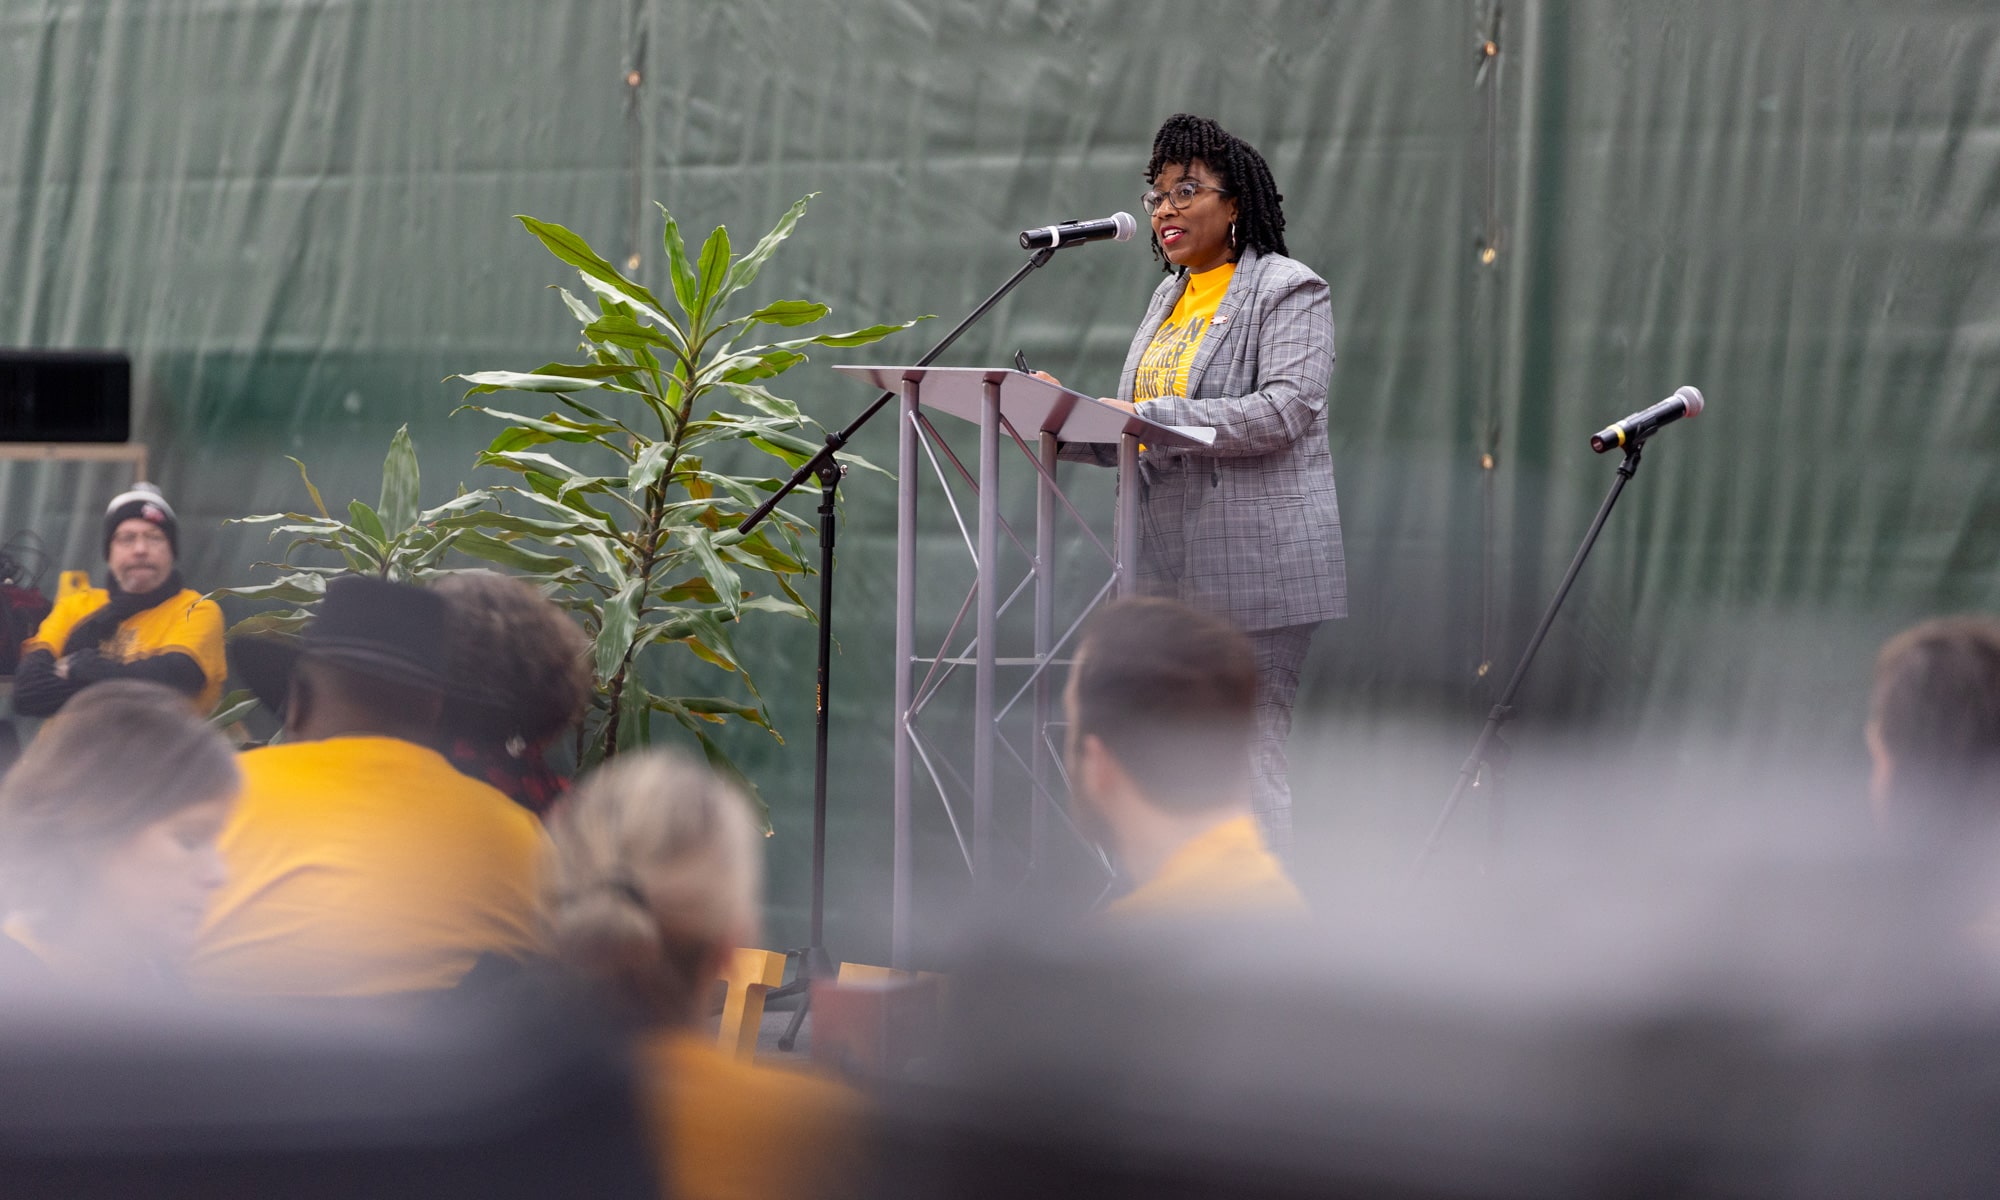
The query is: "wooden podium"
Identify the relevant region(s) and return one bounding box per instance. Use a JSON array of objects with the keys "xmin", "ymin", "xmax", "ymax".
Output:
[{"xmin": 832, "ymin": 365, "xmax": 1213, "ymax": 965}]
